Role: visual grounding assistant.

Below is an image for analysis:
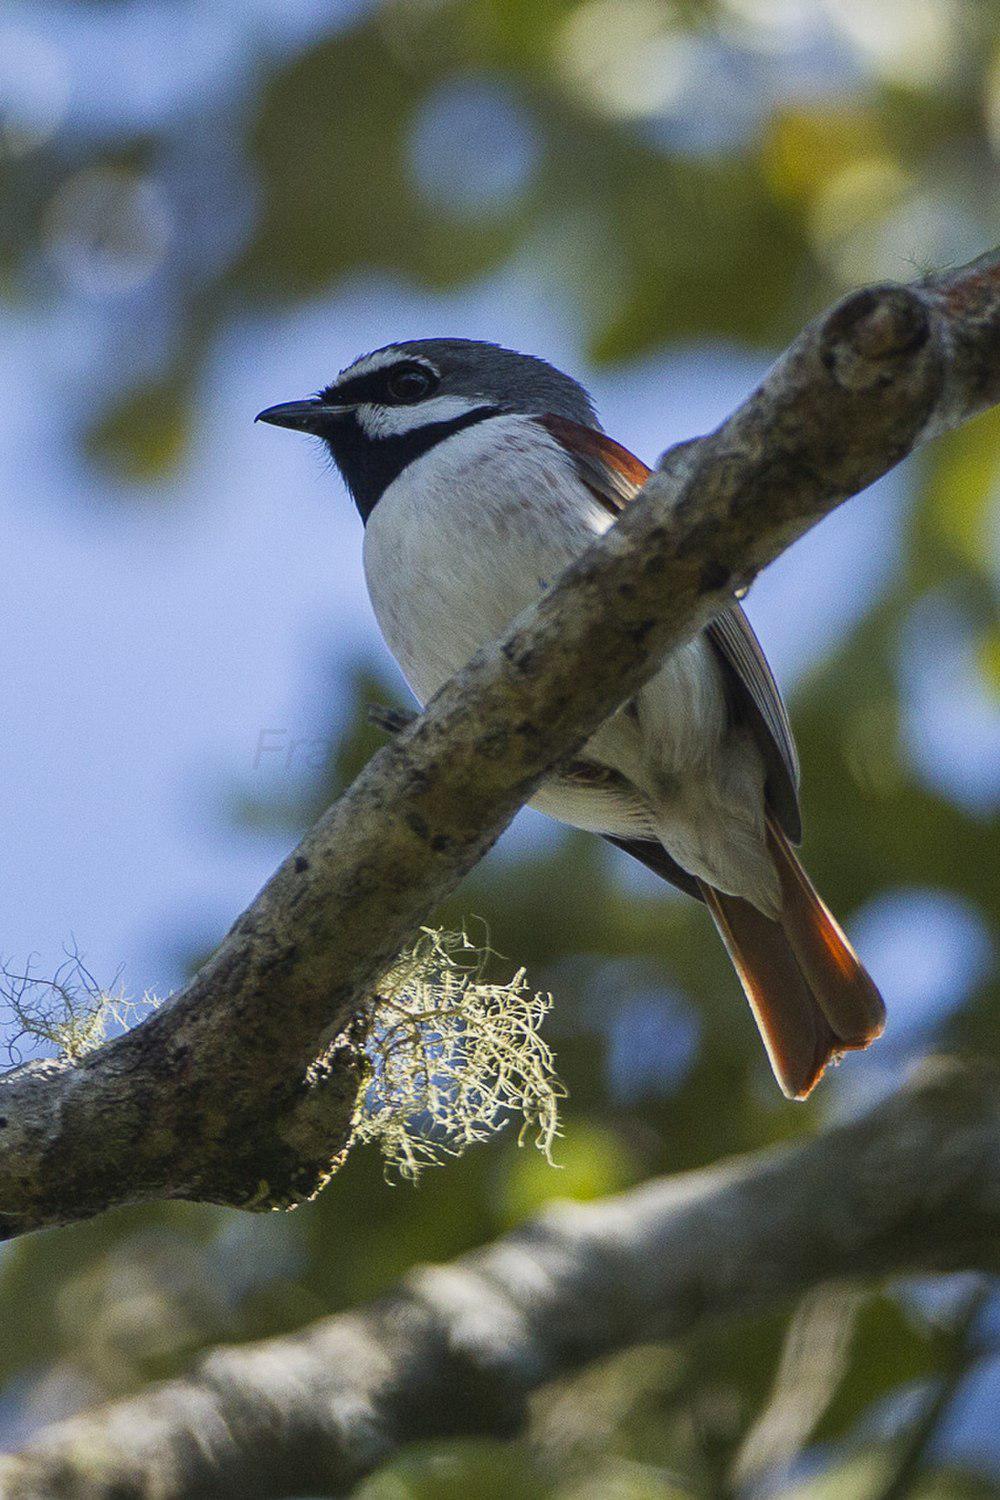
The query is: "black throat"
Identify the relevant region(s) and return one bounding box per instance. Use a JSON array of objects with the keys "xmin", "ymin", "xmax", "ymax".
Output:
[{"xmin": 323, "ymin": 404, "xmax": 501, "ymax": 523}]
